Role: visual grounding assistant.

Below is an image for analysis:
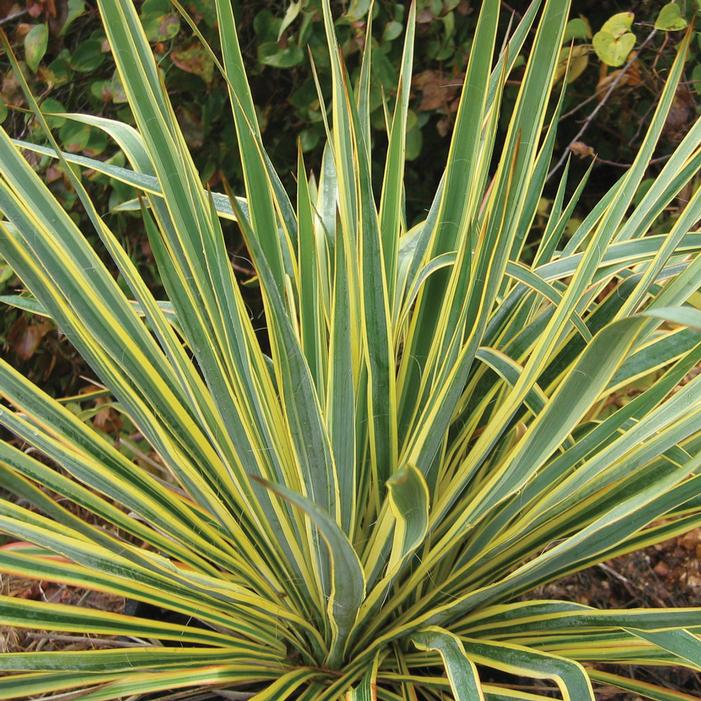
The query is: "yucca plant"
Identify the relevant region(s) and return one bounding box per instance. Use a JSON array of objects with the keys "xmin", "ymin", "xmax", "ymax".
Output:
[{"xmin": 3, "ymin": 0, "xmax": 701, "ymax": 698}]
